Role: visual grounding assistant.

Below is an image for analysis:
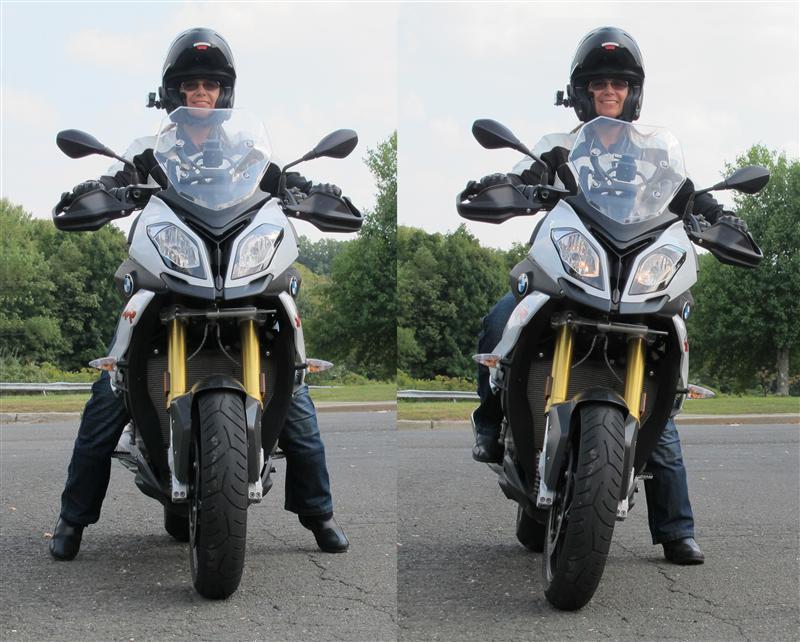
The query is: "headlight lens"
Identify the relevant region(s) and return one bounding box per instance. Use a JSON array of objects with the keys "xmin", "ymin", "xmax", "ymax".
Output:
[
  {"xmin": 232, "ymin": 223, "xmax": 283, "ymax": 280},
  {"xmin": 147, "ymin": 224, "xmax": 205, "ymax": 278},
  {"xmin": 551, "ymin": 228, "xmax": 604, "ymax": 290},
  {"xmin": 629, "ymin": 245, "xmax": 686, "ymax": 295}
]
